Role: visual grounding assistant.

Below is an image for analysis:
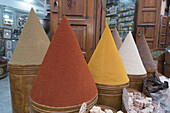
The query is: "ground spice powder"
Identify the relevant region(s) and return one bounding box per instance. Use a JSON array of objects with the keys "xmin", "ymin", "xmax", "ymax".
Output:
[
  {"xmin": 88, "ymin": 25, "xmax": 129, "ymax": 85},
  {"xmin": 112, "ymin": 27, "xmax": 122, "ymax": 50},
  {"xmin": 119, "ymin": 32, "xmax": 147, "ymax": 75},
  {"xmin": 9, "ymin": 8, "xmax": 50, "ymax": 65},
  {"xmin": 137, "ymin": 34, "xmax": 156, "ymax": 71},
  {"xmin": 30, "ymin": 16, "xmax": 97, "ymax": 107}
]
